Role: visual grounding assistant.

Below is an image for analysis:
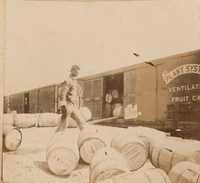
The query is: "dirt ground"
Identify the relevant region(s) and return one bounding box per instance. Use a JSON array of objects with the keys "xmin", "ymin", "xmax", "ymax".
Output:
[
  {"xmin": 2, "ymin": 125, "xmax": 129, "ymax": 183},
  {"xmin": 5, "ymin": 125, "xmax": 198, "ymax": 183}
]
